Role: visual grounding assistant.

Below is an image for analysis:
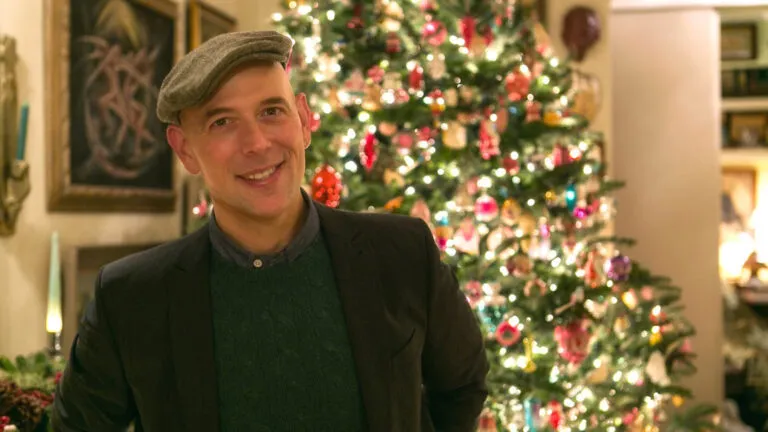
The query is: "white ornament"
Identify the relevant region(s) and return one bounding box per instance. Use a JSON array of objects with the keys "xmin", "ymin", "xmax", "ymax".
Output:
[{"xmin": 645, "ymin": 351, "xmax": 670, "ymax": 386}]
